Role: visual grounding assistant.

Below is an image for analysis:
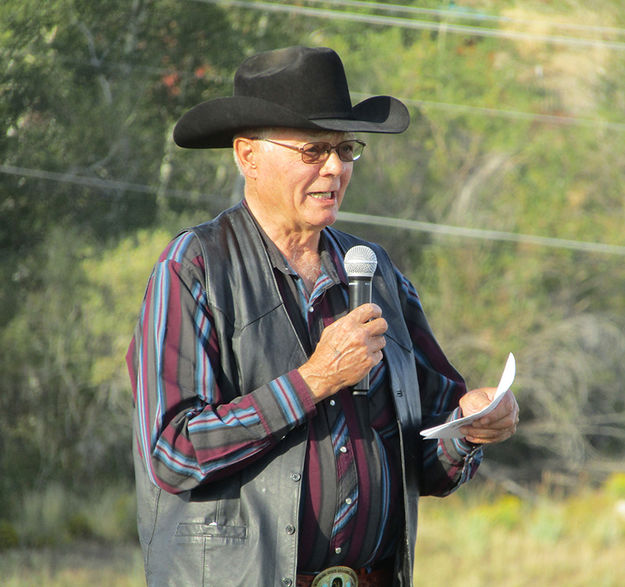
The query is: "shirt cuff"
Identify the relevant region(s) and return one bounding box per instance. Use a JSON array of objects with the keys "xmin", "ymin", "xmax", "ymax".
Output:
[
  {"xmin": 441, "ymin": 407, "xmax": 483, "ymax": 460},
  {"xmin": 285, "ymin": 368, "xmax": 318, "ymax": 416}
]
